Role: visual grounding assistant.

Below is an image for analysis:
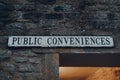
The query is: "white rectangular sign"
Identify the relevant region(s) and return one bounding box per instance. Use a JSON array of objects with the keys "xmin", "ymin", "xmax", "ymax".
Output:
[{"xmin": 8, "ymin": 36, "xmax": 114, "ymax": 47}]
